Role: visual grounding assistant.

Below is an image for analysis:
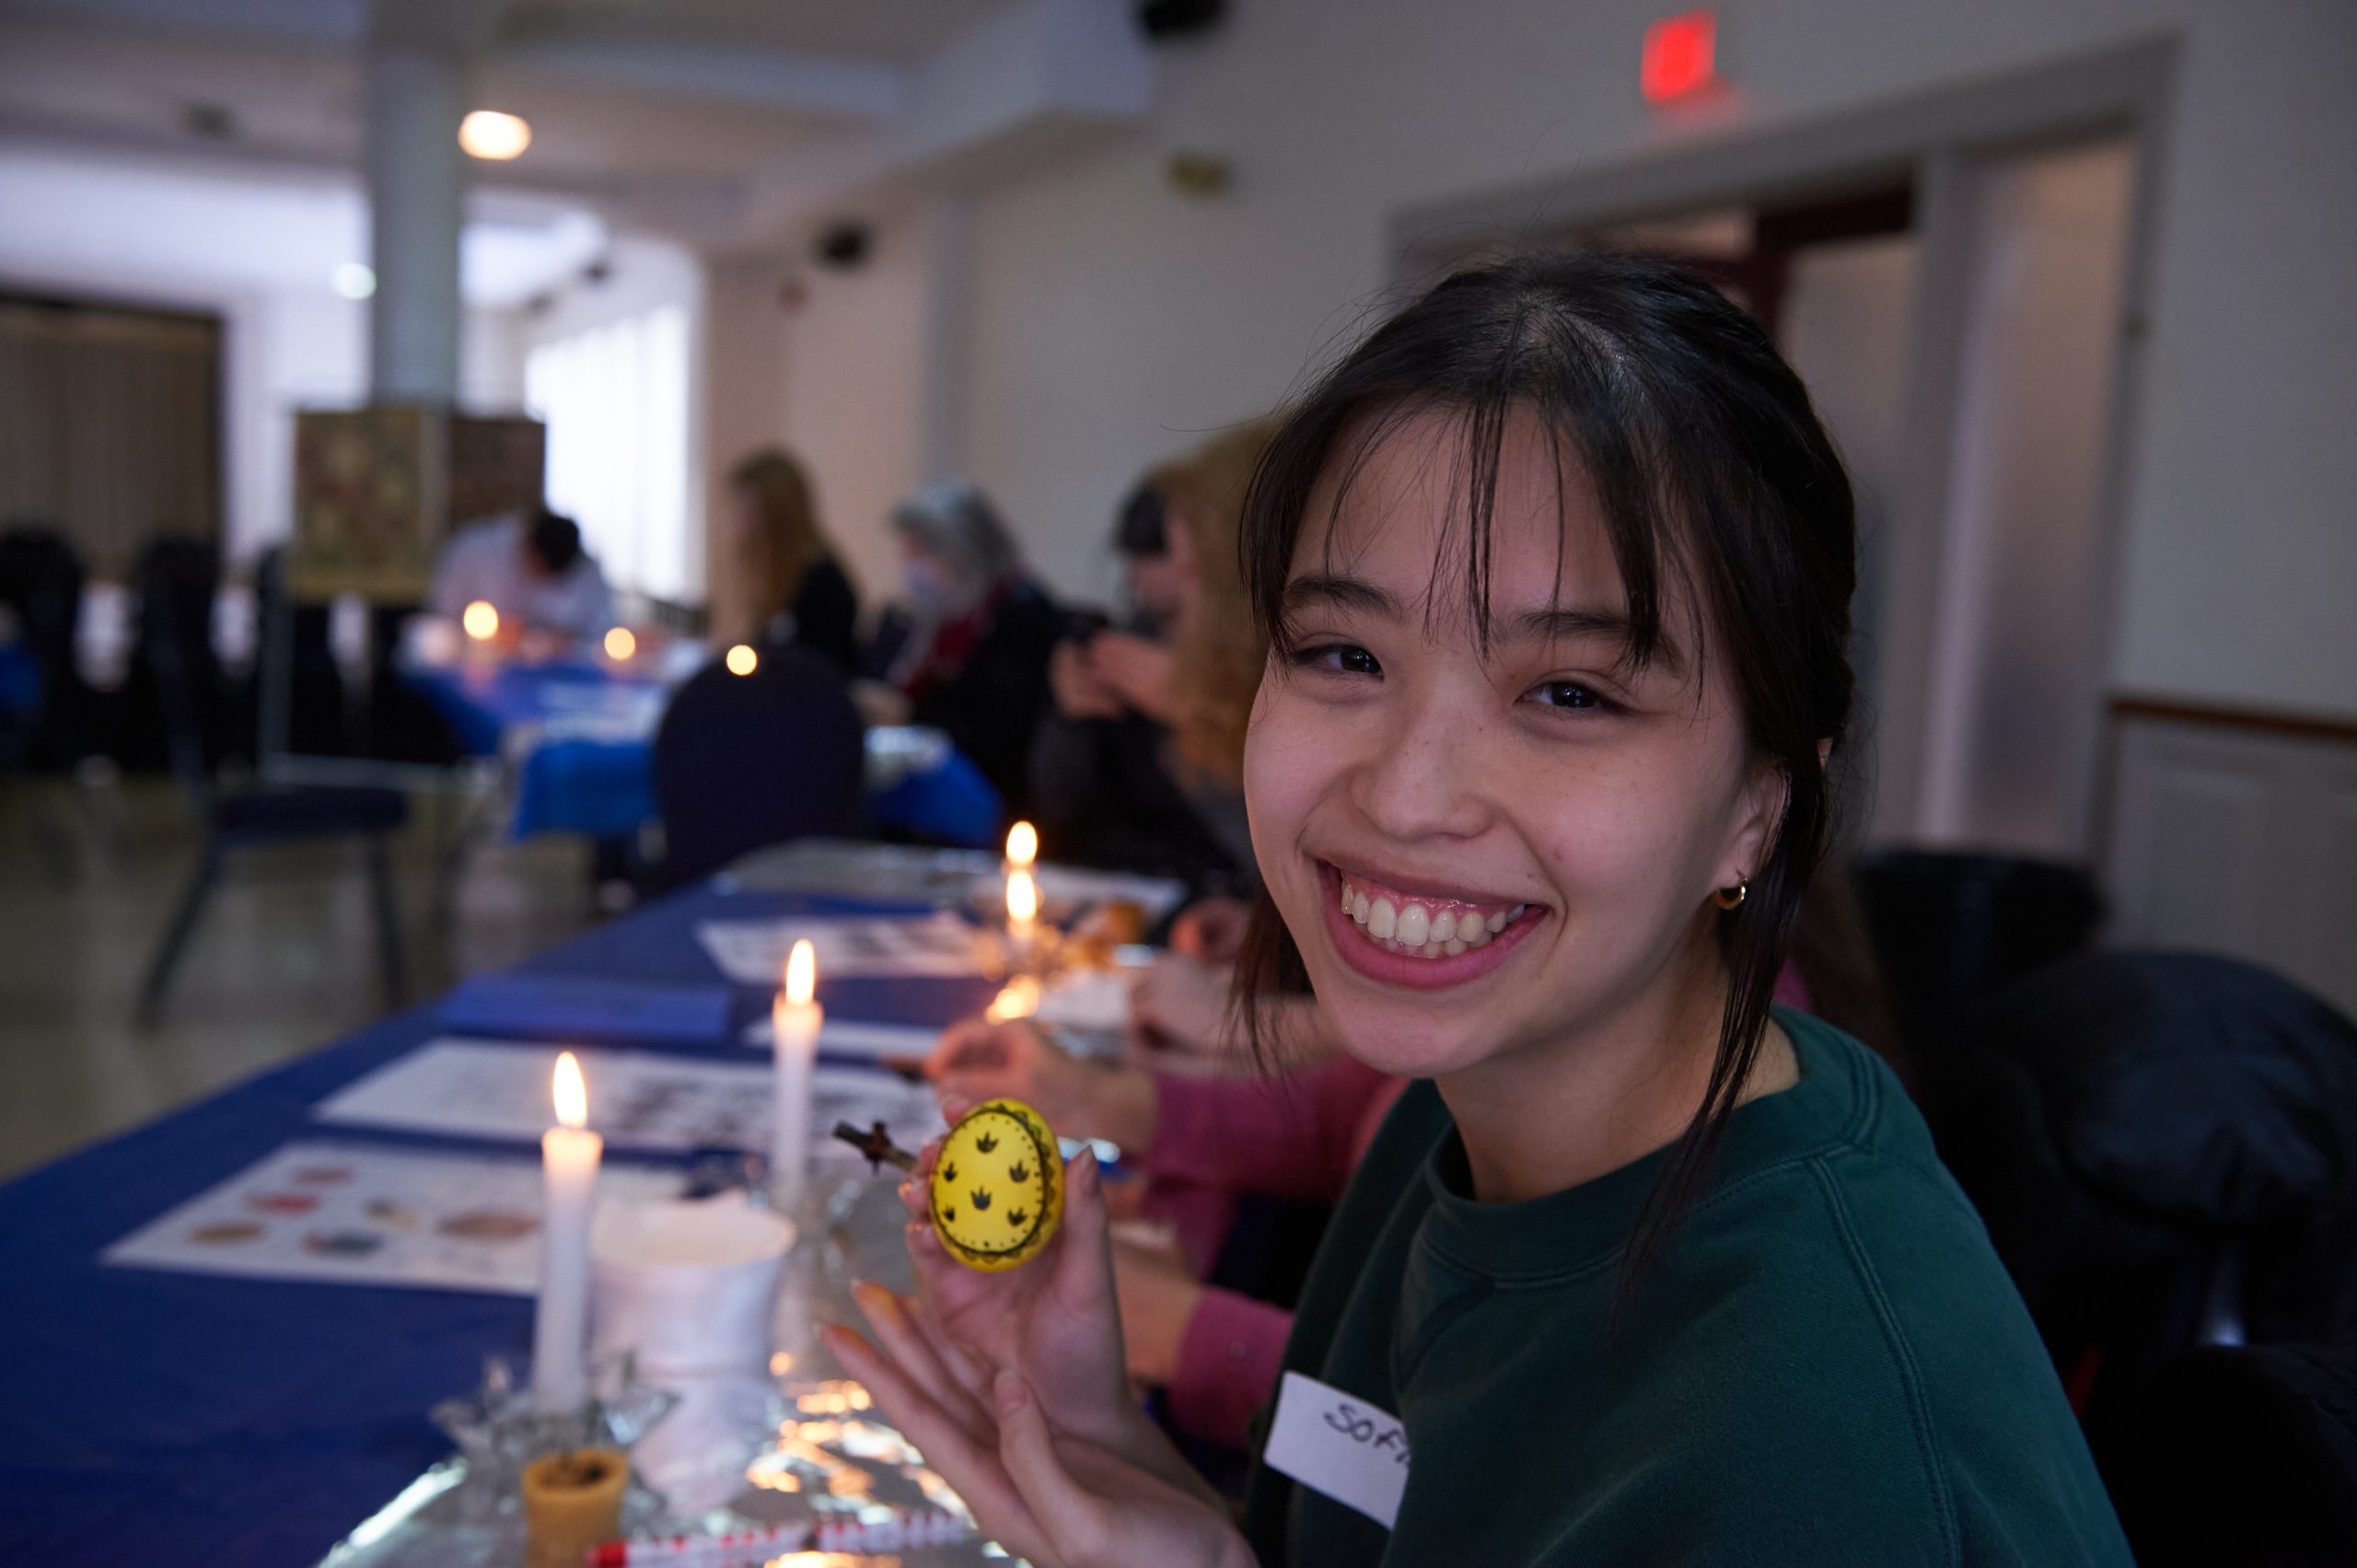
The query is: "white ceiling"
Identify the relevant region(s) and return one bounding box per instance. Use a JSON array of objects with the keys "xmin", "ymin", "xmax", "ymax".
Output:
[
  {"xmin": 0, "ymin": 143, "xmax": 610, "ymax": 309},
  {"xmin": 0, "ymin": 0, "xmax": 1151, "ymax": 260}
]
